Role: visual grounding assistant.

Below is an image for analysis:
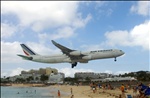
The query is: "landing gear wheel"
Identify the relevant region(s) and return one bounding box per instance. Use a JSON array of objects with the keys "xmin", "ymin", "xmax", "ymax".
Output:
[
  {"xmin": 74, "ymin": 62, "xmax": 77, "ymax": 66},
  {"xmin": 114, "ymin": 57, "xmax": 117, "ymax": 61},
  {"xmin": 72, "ymin": 64, "xmax": 75, "ymax": 68},
  {"xmin": 71, "ymin": 62, "xmax": 77, "ymax": 68}
]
